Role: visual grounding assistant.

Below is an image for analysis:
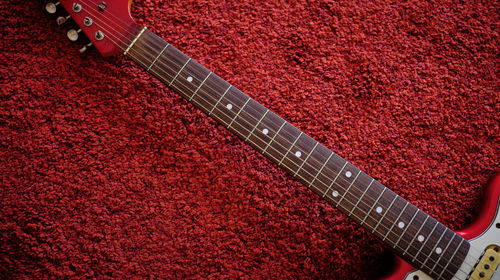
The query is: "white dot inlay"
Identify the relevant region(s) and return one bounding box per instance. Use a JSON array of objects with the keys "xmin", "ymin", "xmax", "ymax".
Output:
[
  {"xmin": 435, "ymin": 247, "xmax": 442, "ymax": 254},
  {"xmin": 332, "ymin": 190, "xmax": 339, "ymax": 197},
  {"xmin": 262, "ymin": 128, "xmax": 269, "ymax": 135},
  {"xmin": 186, "ymin": 76, "xmax": 193, "ymax": 82},
  {"xmin": 398, "ymin": 221, "xmax": 405, "ymax": 228},
  {"xmin": 295, "ymin": 151, "xmax": 302, "ymax": 157},
  {"xmin": 226, "ymin": 104, "xmax": 233, "ymax": 110},
  {"xmin": 345, "ymin": 171, "xmax": 352, "ymax": 178},
  {"xmin": 376, "ymin": 206, "xmax": 383, "ymax": 213},
  {"xmin": 417, "ymin": 235, "xmax": 425, "ymax": 242}
]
